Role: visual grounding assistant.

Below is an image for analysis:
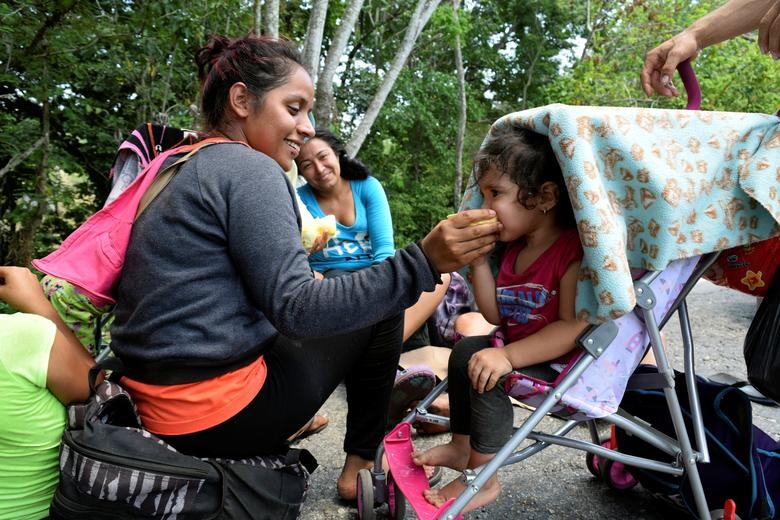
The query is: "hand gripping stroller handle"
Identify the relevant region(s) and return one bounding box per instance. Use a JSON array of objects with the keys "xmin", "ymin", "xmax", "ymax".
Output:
[{"xmin": 678, "ymin": 59, "xmax": 702, "ymax": 110}]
